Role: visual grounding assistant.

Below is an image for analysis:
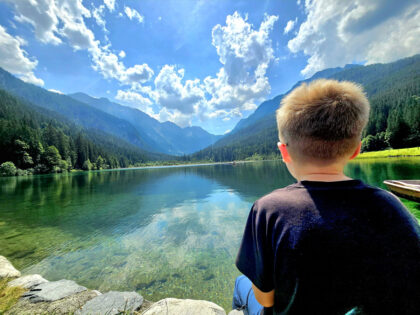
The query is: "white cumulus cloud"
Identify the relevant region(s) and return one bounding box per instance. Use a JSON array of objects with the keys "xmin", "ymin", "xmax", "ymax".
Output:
[
  {"xmin": 123, "ymin": 64, "xmax": 154, "ymax": 85},
  {"xmin": 103, "ymin": 0, "xmax": 115, "ymax": 12},
  {"xmin": 289, "ymin": 0, "xmax": 420, "ymax": 77},
  {"xmin": 284, "ymin": 18, "xmax": 297, "ymax": 34},
  {"xmin": 153, "ymin": 65, "xmax": 204, "ymax": 115},
  {"xmin": 124, "ymin": 6, "xmax": 144, "ymax": 24},
  {"xmin": 115, "ymin": 90, "xmax": 153, "ymax": 112},
  {"xmin": 48, "ymin": 88, "xmax": 63, "ymax": 94},
  {"xmin": 0, "ymin": 25, "xmax": 44, "ymax": 86},
  {"xmin": 4, "ymin": 0, "xmax": 94, "ymax": 50},
  {"xmin": 203, "ymin": 12, "xmax": 278, "ymax": 119},
  {"xmin": 92, "ymin": 4, "xmax": 107, "ymax": 32}
]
